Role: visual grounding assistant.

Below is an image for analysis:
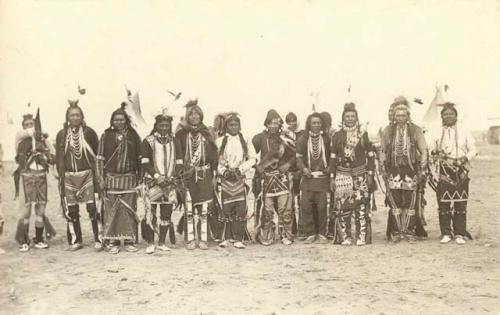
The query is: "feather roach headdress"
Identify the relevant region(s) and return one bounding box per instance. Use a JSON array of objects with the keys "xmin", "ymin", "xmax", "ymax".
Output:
[
  {"xmin": 22, "ymin": 113, "xmax": 34, "ymax": 126},
  {"xmin": 67, "ymin": 99, "xmax": 79, "ymax": 107},
  {"xmin": 65, "ymin": 99, "xmax": 85, "ymax": 125}
]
